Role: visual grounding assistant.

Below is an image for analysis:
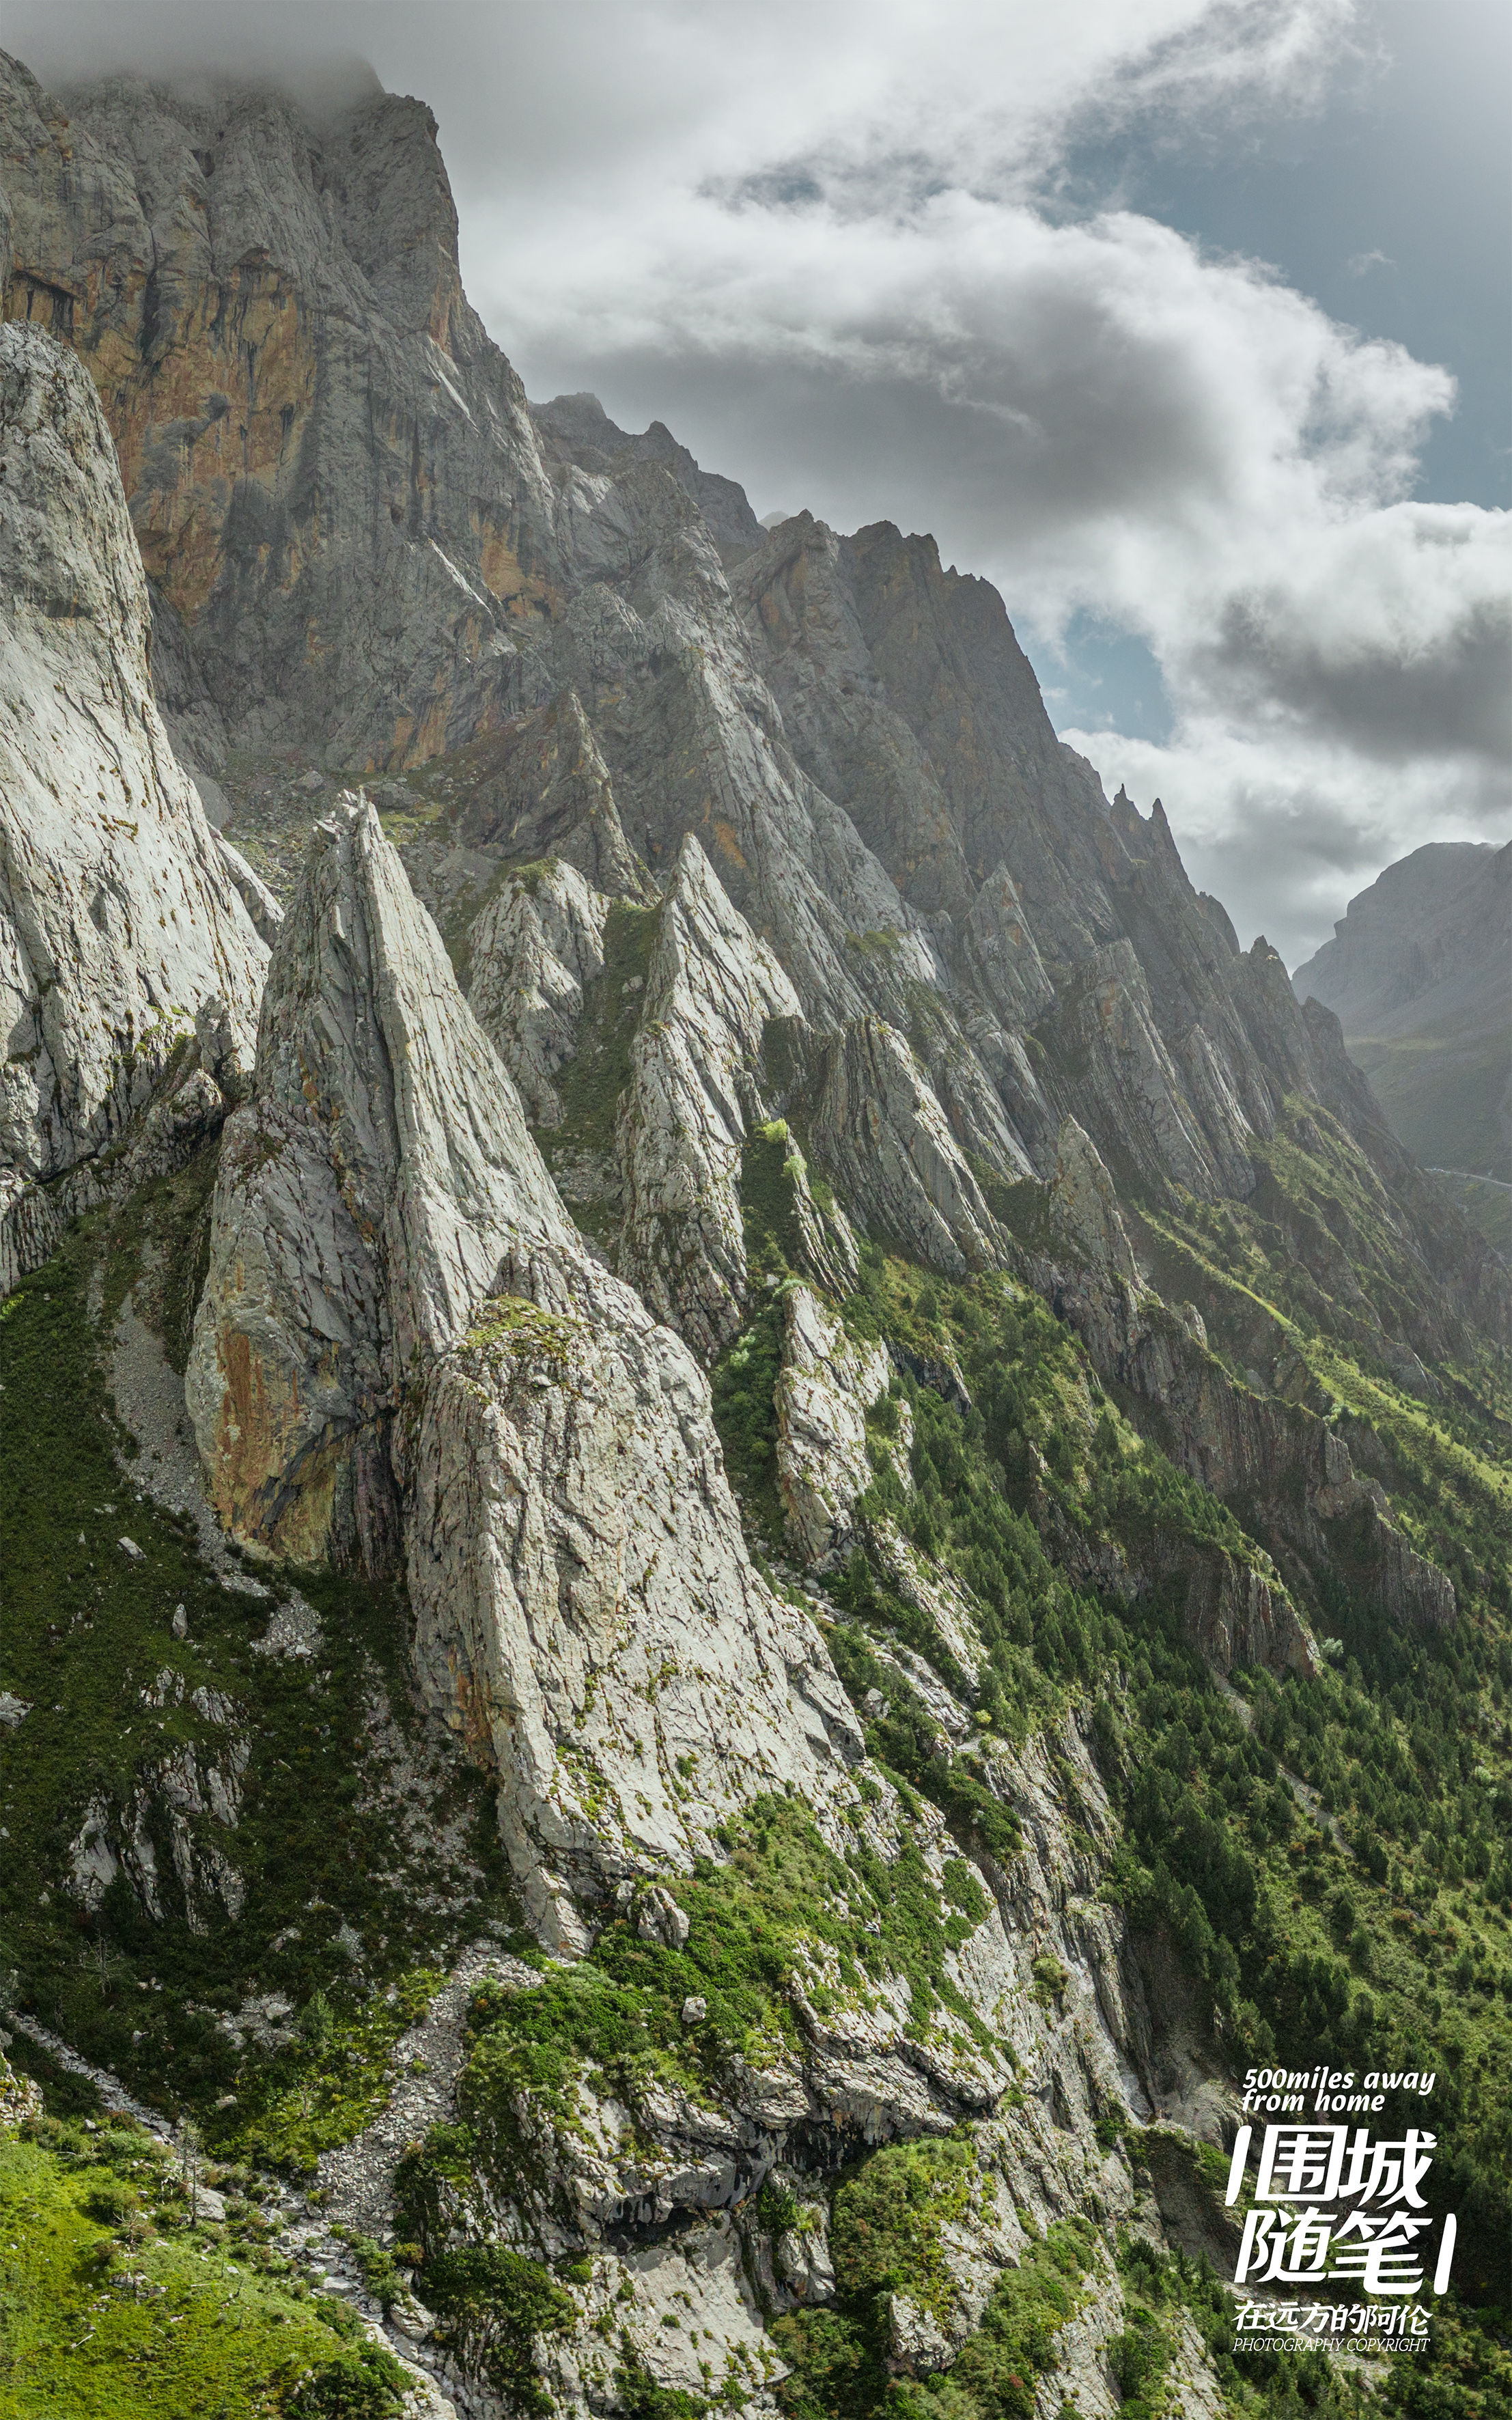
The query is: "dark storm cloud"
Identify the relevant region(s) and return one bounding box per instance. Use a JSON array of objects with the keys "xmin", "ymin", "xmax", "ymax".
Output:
[{"xmin": 1201, "ymin": 588, "xmax": 1512, "ymax": 764}]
